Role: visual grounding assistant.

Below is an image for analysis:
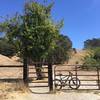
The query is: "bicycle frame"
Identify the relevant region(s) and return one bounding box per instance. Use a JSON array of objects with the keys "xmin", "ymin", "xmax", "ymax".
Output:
[{"xmin": 57, "ymin": 71, "xmax": 73, "ymax": 84}]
